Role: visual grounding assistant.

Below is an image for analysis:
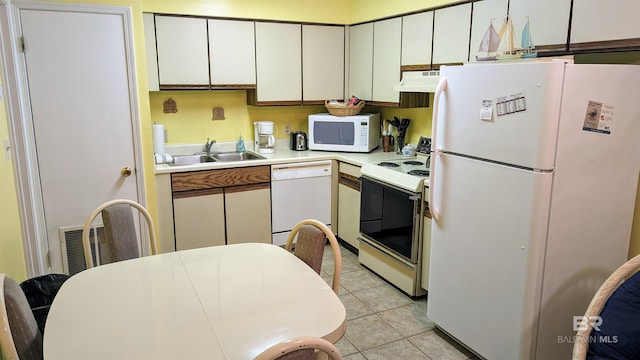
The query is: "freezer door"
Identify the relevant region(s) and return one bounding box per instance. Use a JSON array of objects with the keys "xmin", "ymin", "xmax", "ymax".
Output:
[
  {"xmin": 436, "ymin": 62, "xmax": 565, "ymax": 170},
  {"xmin": 427, "ymin": 153, "xmax": 553, "ymax": 360}
]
